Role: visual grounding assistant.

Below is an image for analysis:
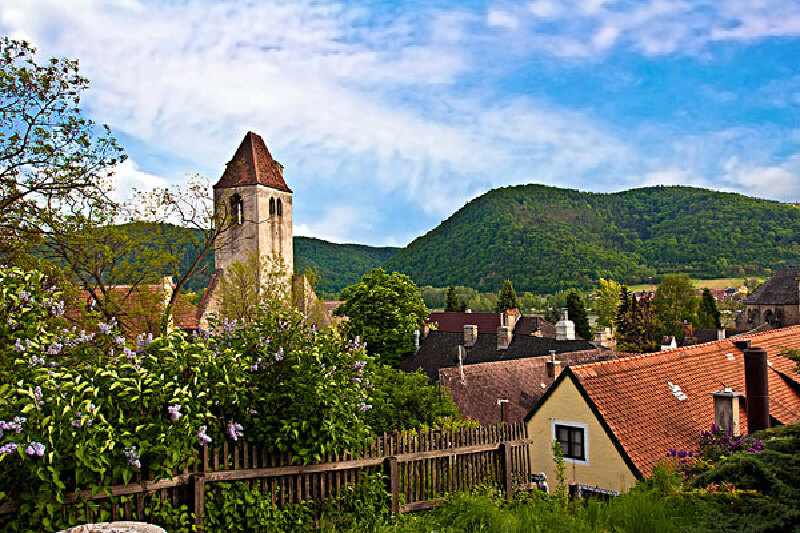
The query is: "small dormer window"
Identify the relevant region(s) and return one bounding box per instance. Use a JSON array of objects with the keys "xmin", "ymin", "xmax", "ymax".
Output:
[
  {"xmin": 277, "ymin": 198, "xmax": 283, "ymax": 217},
  {"xmin": 269, "ymin": 197, "xmax": 276, "ymax": 216},
  {"xmin": 230, "ymin": 194, "xmax": 244, "ymax": 225}
]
